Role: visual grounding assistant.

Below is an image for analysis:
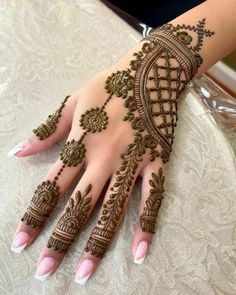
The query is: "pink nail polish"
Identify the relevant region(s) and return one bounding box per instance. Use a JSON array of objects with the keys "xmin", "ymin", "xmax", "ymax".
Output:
[
  {"xmin": 134, "ymin": 240, "xmax": 148, "ymax": 264},
  {"xmin": 11, "ymin": 231, "xmax": 30, "ymax": 253},
  {"xmin": 35, "ymin": 257, "xmax": 57, "ymax": 281},
  {"xmin": 75, "ymin": 259, "xmax": 94, "ymax": 285}
]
